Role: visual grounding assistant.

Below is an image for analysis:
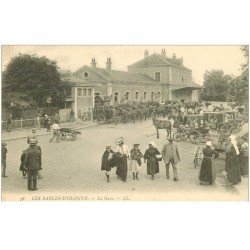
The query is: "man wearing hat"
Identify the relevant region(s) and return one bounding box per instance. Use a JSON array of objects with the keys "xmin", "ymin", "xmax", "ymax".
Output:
[
  {"xmin": 24, "ymin": 138, "xmax": 42, "ymax": 190},
  {"xmin": 161, "ymin": 138, "xmax": 181, "ymax": 181},
  {"xmin": 2, "ymin": 142, "xmax": 8, "ymax": 177},
  {"xmin": 114, "ymin": 137, "xmax": 130, "ymax": 182},
  {"xmin": 27, "ymin": 128, "xmax": 37, "ymax": 144},
  {"xmin": 27, "ymin": 128, "xmax": 43, "ymax": 179}
]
